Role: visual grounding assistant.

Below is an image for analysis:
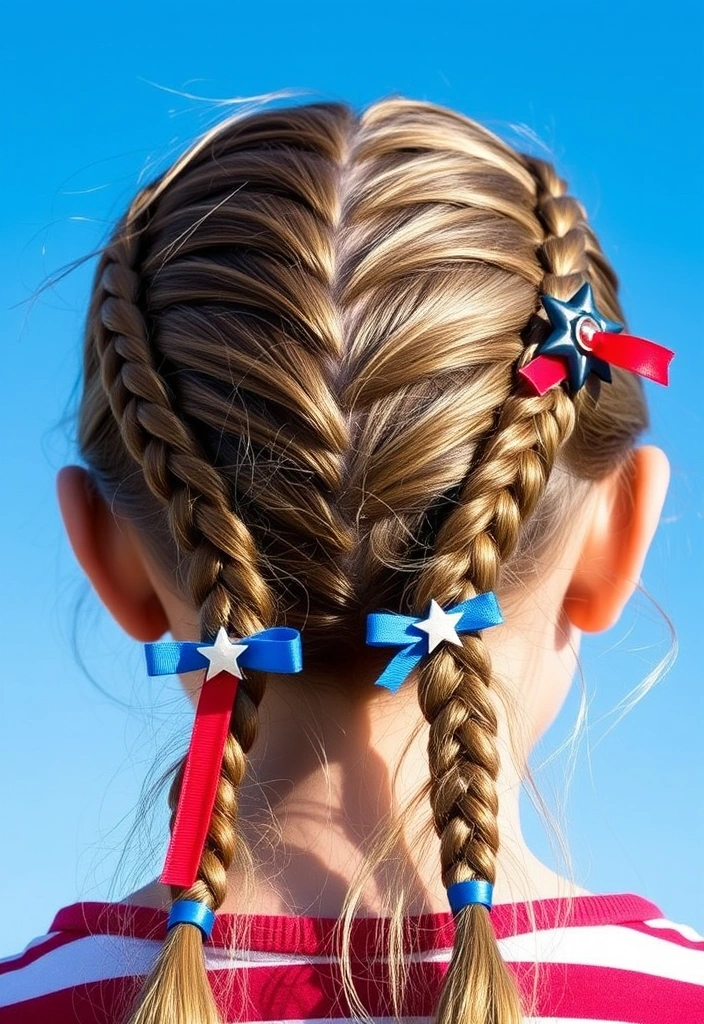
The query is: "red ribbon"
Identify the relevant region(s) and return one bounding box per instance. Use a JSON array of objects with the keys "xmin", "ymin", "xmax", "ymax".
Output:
[
  {"xmin": 519, "ymin": 354, "xmax": 568, "ymax": 395},
  {"xmin": 519, "ymin": 332, "xmax": 674, "ymax": 397},
  {"xmin": 160, "ymin": 671, "xmax": 239, "ymax": 888}
]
